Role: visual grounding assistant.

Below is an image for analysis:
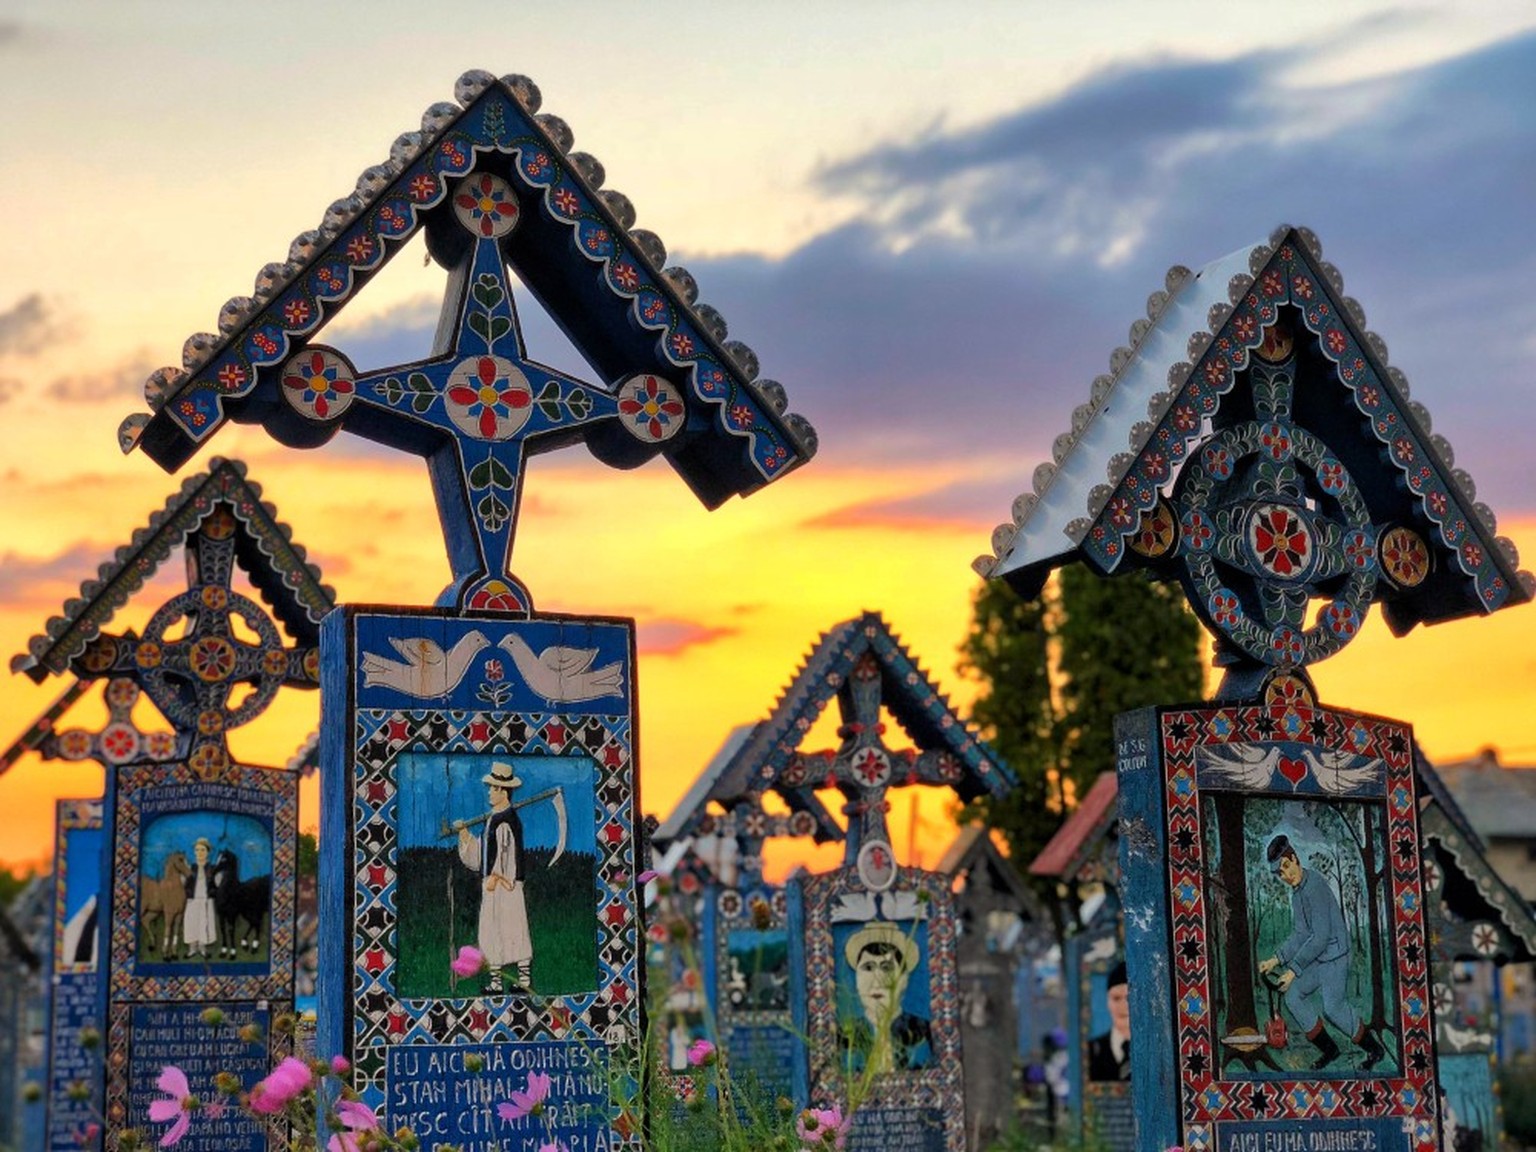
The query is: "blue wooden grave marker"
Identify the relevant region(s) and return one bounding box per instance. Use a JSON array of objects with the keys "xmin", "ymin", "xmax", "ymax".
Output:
[
  {"xmin": 47, "ymin": 798, "xmax": 105, "ymax": 1152},
  {"xmin": 10, "ymin": 459, "xmax": 334, "ymax": 1151},
  {"xmin": 981, "ymin": 225, "xmax": 1535, "ymax": 1152},
  {"xmin": 114, "ymin": 71, "xmax": 818, "ymax": 1149}
]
